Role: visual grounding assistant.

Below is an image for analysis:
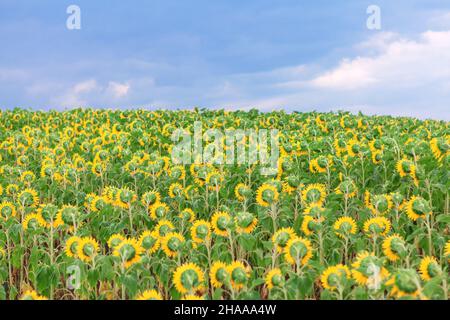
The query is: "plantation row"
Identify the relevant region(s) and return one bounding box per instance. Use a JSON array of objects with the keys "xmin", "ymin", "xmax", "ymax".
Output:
[{"xmin": 0, "ymin": 108, "xmax": 448, "ymax": 300}]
